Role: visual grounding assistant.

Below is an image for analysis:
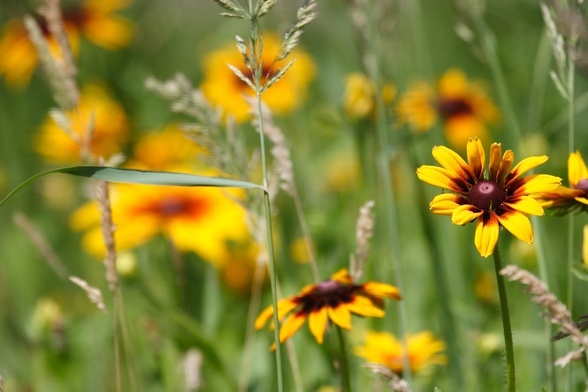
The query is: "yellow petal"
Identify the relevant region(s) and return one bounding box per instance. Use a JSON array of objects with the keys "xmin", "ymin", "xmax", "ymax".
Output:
[
  {"xmin": 497, "ymin": 210, "xmax": 533, "ymax": 244},
  {"xmin": 496, "ymin": 150, "xmax": 514, "ymax": 184},
  {"xmin": 255, "ymin": 298, "xmax": 298, "ymax": 329},
  {"xmin": 308, "ymin": 308, "xmax": 328, "ymax": 344},
  {"xmin": 361, "ymin": 282, "xmax": 401, "ymax": 299},
  {"xmin": 467, "ymin": 137, "xmax": 485, "ymax": 179},
  {"xmin": 279, "ymin": 313, "xmax": 307, "ymax": 343},
  {"xmin": 474, "ymin": 215, "xmax": 499, "ymax": 257},
  {"xmin": 430, "ymin": 193, "xmax": 463, "ymax": 215},
  {"xmin": 451, "ymin": 204, "xmax": 483, "ymax": 225},
  {"xmin": 331, "ymin": 268, "xmax": 353, "ymax": 284},
  {"xmin": 346, "ymin": 296, "xmax": 385, "ymax": 317},
  {"xmin": 416, "ymin": 166, "xmax": 464, "ymax": 192},
  {"xmin": 514, "ymin": 174, "xmax": 562, "ymax": 195},
  {"xmin": 432, "ymin": 145, "xmax": 473, "ymax": 182},
  {"xmin": 328, "ymin": 304, "xmax": 352, "ymax": 330},
  {"xmin": 488, "ymin": 143, "xmax": 502, "ymax": 181},
  {"xmin": 503, "ymin": 196, "xmax": 544, "ymax": 216},
  {"xmin": 505, "ymin": 155, "xmax": 549, "ymax": 185},
  {"xmin": 569, "ymin": 151, "xmax": 588, "ymax": 187}
]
